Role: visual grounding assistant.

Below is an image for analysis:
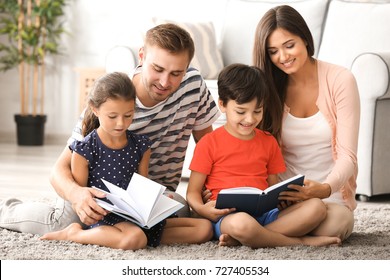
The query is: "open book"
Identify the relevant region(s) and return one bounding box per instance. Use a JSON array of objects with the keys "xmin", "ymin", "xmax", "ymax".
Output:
[
  {"xmin": 93, "ymin": 173, "xmax": 184, "ymax": 229},
  {"xmin": 215, "ymin": 174, "xmax": 304, "ymax": 216}
]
